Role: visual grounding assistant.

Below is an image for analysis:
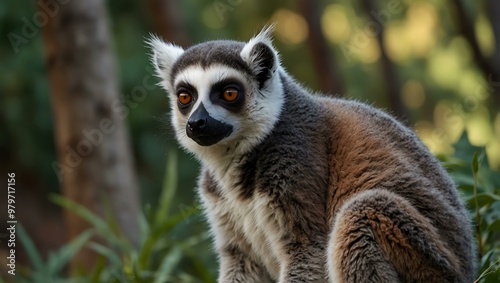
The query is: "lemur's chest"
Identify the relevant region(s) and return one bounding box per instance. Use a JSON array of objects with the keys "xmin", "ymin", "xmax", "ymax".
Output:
[{"xmin": 201, "ymin": 168, "xmax": 284, "ymax": 279}]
